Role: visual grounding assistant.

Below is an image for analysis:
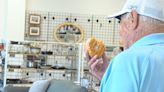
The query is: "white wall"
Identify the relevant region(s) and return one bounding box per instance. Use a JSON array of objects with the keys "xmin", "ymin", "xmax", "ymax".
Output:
[
  {"xmin": 6, "ymin": 0, "xmax": 25, "ymax": 41},
  {"xmin": 26, "ymin": 0, "xmax": 126, "ymax": 15},
  {"xmin": 0, "ymin": 0, "xmax": 6, "ymax": 39},
  {"xmin": 3, "ymin": 0, "xmax": 125, "ymax": 41}
]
